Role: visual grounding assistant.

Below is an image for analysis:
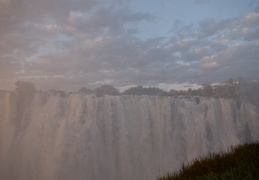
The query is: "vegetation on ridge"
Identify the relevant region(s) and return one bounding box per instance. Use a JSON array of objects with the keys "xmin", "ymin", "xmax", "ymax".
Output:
[
  {"xmin": 157, "ymin": 142, "xmax": 259, "ymax": 180},
  {"xmin": 13, "ymin": 77, "xmax": 259, "ymax": 108}
]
